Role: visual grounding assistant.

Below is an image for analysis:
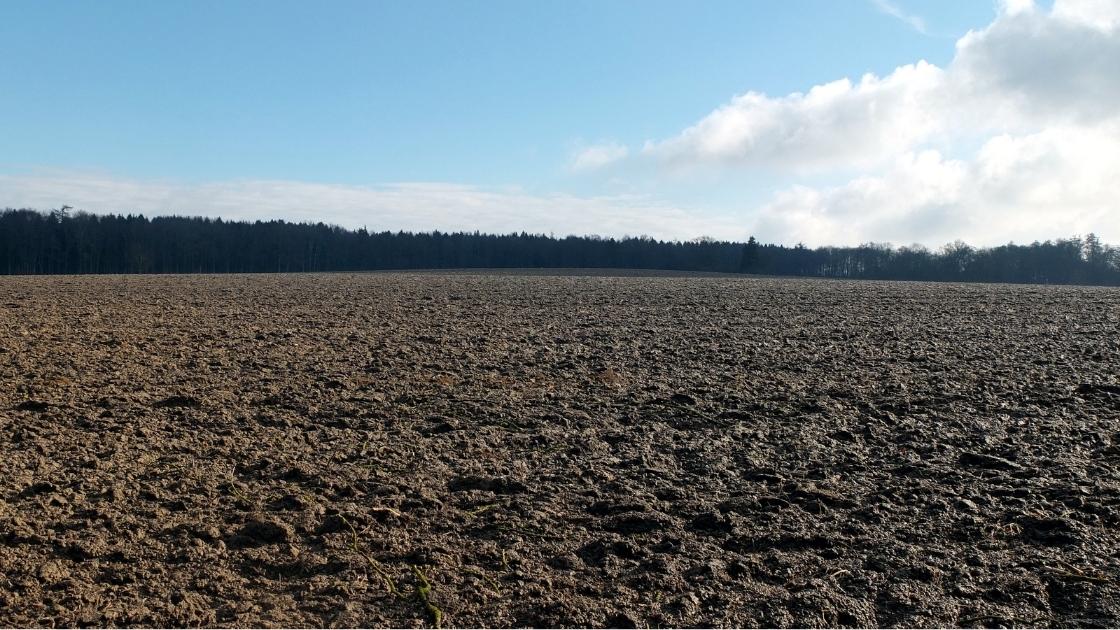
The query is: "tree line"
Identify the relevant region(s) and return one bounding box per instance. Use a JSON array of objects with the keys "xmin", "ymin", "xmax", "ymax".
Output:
[{"xmin": 1, "ymin": 208, "xmax": 1117, "ymax": 285}]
